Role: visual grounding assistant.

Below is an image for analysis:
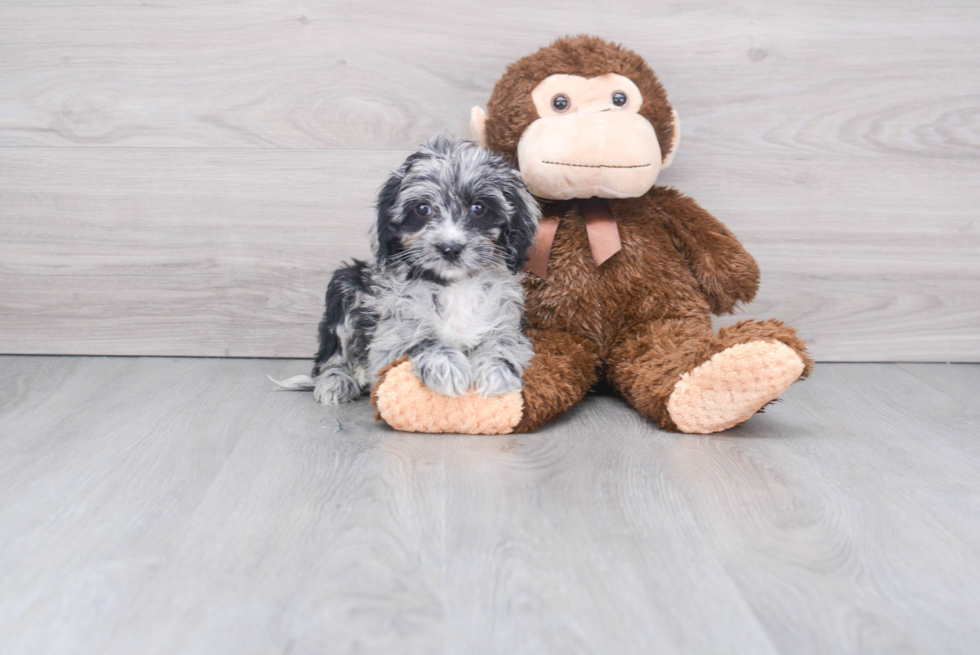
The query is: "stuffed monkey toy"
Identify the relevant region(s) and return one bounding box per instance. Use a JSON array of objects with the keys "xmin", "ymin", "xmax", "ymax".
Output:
[{"xmin": 373, "ymin": 35, "xmax": 813, "ymax": 434}]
